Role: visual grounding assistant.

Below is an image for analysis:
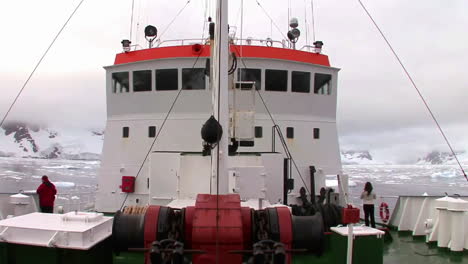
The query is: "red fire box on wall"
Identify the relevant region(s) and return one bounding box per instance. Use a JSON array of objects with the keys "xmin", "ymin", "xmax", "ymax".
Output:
[
  {"xmin": 342, "ymin": 205, "xmax": 360, "ymax": 224},
  {"xmin": 121, "ymin": 176, "xmax": 136, "ymax": 193}
]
